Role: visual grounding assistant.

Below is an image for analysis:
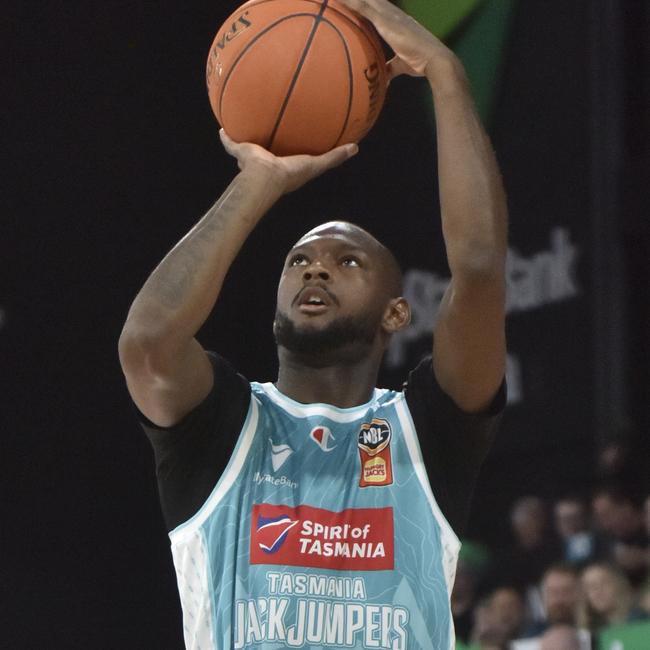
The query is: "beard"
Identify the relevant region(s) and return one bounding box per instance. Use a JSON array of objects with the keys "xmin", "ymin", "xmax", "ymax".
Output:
[{"xmin": 273, "ymin": 309, "xmax": 380, "ymax": 358}]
